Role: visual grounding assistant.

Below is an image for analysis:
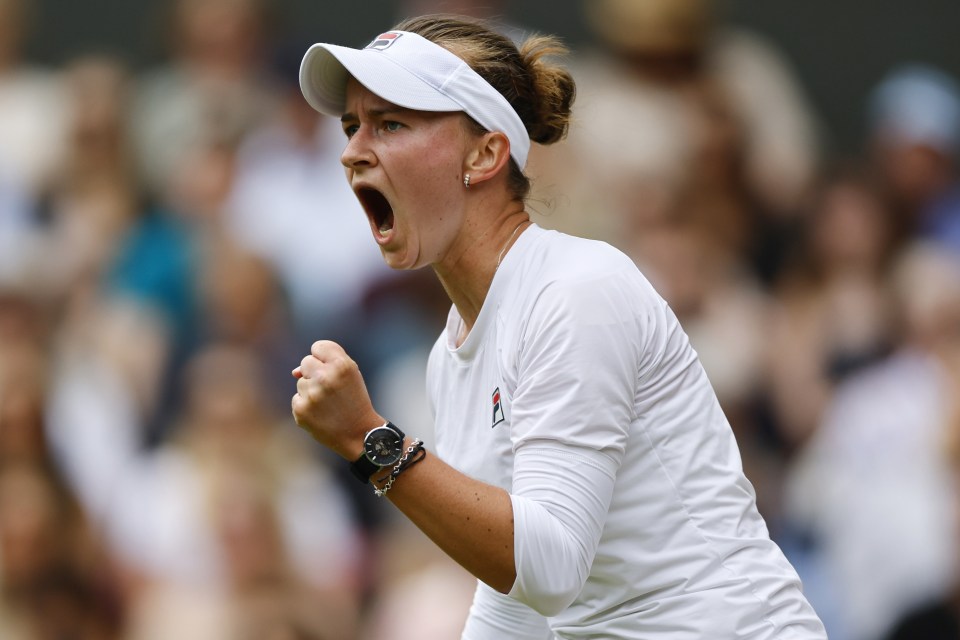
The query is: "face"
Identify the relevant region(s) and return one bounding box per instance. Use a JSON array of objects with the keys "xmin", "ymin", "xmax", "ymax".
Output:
[{"xmin": 340, "ymin": 78, "xmax": 474, "ymax": 270}]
